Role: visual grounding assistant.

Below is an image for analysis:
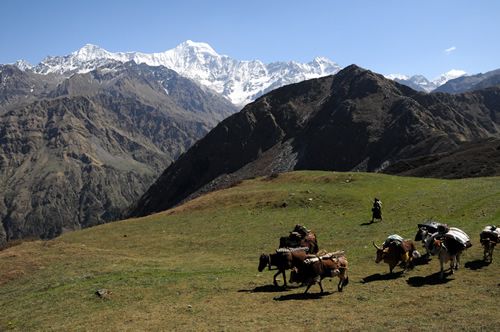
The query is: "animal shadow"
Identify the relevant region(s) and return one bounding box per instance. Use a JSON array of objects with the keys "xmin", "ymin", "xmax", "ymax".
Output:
[
  {"xmin": 406, "ymin": 272, "xmax": 454, "ymax": 287},
  {"xmin": 273, "ymin": 291, "xmax": 333, "ymax": 301},
  {"xmin": 464, "ymin": 259, "xmax": 490, "ymax": 270},
  {"xmin": 413, "ymin": 255, "xmax": 432, "ymax": 266},
  {"xmin": 238, "ymin": 284, "xmax": 297, "ymax": 293},
  {"xmin": 361, "ymin": 271, "xmax": 404, "ymax": 283}
]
